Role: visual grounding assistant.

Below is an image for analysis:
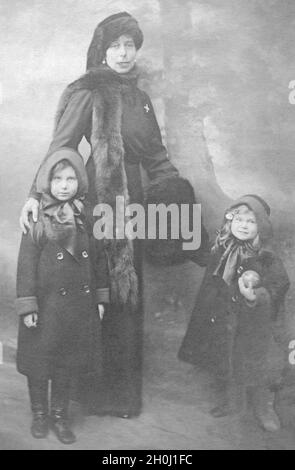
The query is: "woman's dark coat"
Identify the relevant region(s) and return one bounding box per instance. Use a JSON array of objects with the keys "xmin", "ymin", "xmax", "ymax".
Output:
[
  {"xmin": 178, "ymin": 246, "xmax": 290, "ymax": 386},
  {"xmin": 16, "ymin": 218, "xmax": 108, "ymax": 380},
  {"xmin": 28, "ymin": 72, "xmax": 181, "ymax": 414}
]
